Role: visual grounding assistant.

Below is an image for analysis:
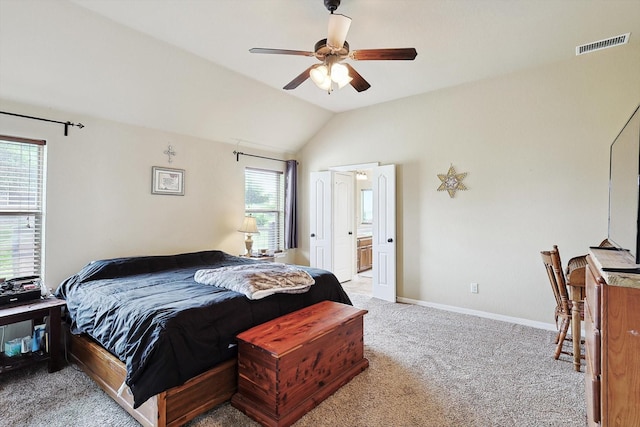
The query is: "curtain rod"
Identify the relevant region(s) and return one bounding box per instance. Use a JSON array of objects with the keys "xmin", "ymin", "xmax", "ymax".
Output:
[
  {"xmin": 233, "ymin": 150, "xmax": 297, "ymax": 164},
  {"xmin": 0, "ymin": 111, "xmax": 85, "ymax": 136}
]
